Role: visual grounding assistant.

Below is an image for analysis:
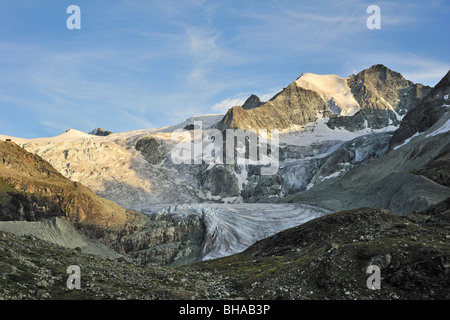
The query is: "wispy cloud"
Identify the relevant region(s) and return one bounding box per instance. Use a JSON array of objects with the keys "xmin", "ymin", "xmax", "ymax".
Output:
[
  {"xmin": 210, "ymin": 88, "xmax": 281, "ymax": 113},
  {"xmin": 210, "ymin": 94, "xmax": 248, "ymax": 113},
  {"xmin": 0, "ymin": 1, "xmax": 448, "ymax": 138}
]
